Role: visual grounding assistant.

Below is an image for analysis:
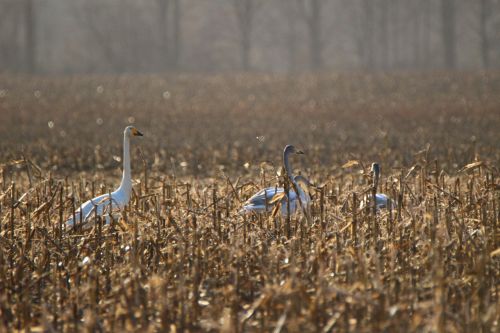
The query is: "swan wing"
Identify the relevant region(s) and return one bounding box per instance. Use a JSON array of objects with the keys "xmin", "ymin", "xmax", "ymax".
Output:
[
  {"xmin": 67, "ymin": 193, "xmax": 123, "ymax": 226},
  {"xmin": 244, "ymin": 187, "xmax": 282, "ymax": 206},
  {"xmin": 243, "ymin": 187, "xmax": 297, "ymax": 213},
  {"xmin": 375, "ymin": 193, "xmax": 393, "ymax": 209}
]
